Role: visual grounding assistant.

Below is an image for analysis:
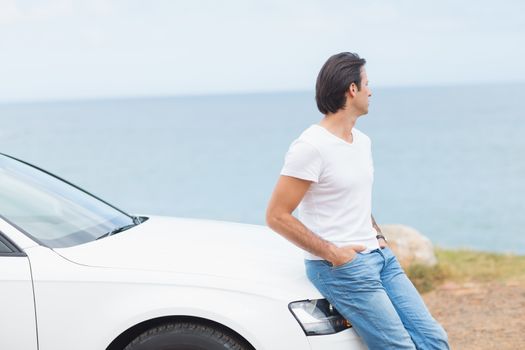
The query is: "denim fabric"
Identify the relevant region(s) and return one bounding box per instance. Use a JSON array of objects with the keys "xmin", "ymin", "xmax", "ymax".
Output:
[{"xmin": 305, "ymin": 247, "xmax": 449, "ymax": 350}]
